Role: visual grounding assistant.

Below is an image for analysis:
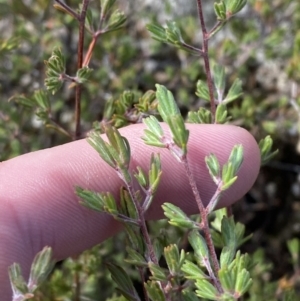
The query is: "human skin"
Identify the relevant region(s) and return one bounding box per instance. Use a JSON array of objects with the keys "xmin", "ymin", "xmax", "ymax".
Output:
[{"xmin": 0, "ymin": 124, "xmax": 260, "ymax": 300}]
